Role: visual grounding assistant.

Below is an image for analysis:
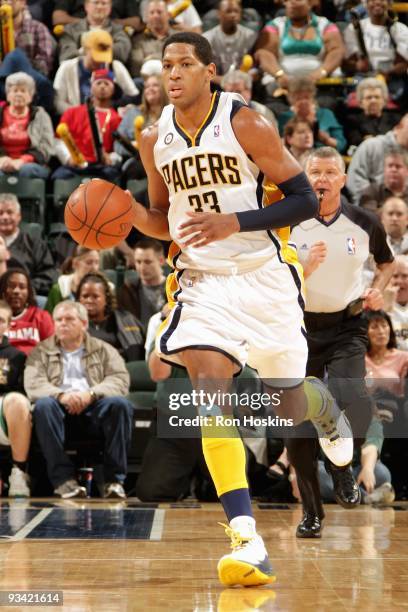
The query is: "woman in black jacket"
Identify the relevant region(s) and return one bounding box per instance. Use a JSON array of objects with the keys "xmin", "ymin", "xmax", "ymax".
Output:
[{"xmin": 76, "ymin": 271, "xmax": 145, "ymax": 361}]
